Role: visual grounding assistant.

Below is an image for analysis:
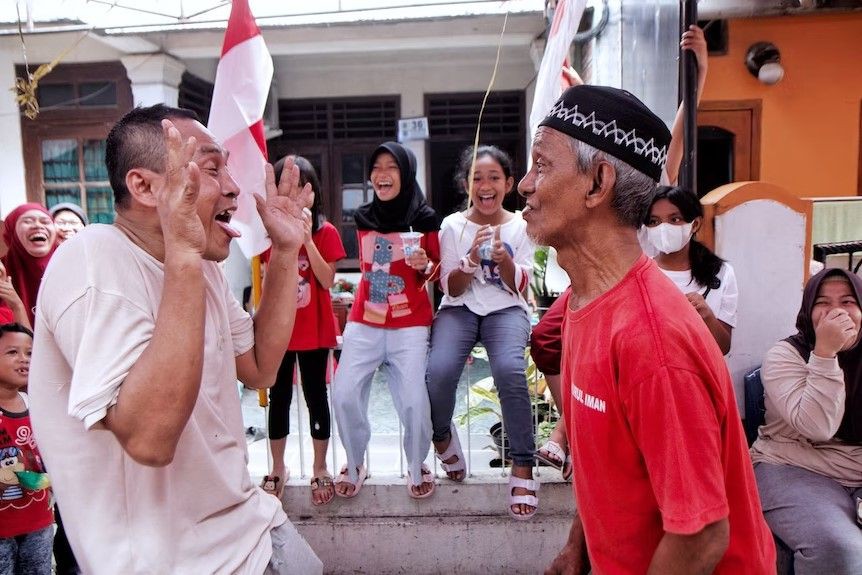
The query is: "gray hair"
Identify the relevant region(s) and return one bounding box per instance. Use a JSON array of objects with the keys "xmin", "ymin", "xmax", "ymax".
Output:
[{"xmin": 571, "ymin": 138, "xmax": 656, "ymax": 229}]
